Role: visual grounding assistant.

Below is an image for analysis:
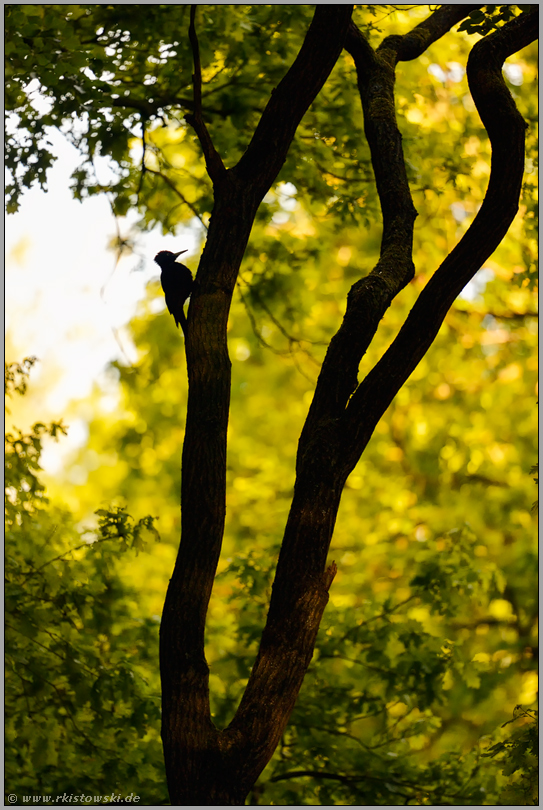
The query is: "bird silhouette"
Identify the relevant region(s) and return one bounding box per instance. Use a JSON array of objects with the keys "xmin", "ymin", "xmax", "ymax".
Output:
[{"xmin": 154, "ymin": 250, "xmax": 193, "ymax": 336}]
